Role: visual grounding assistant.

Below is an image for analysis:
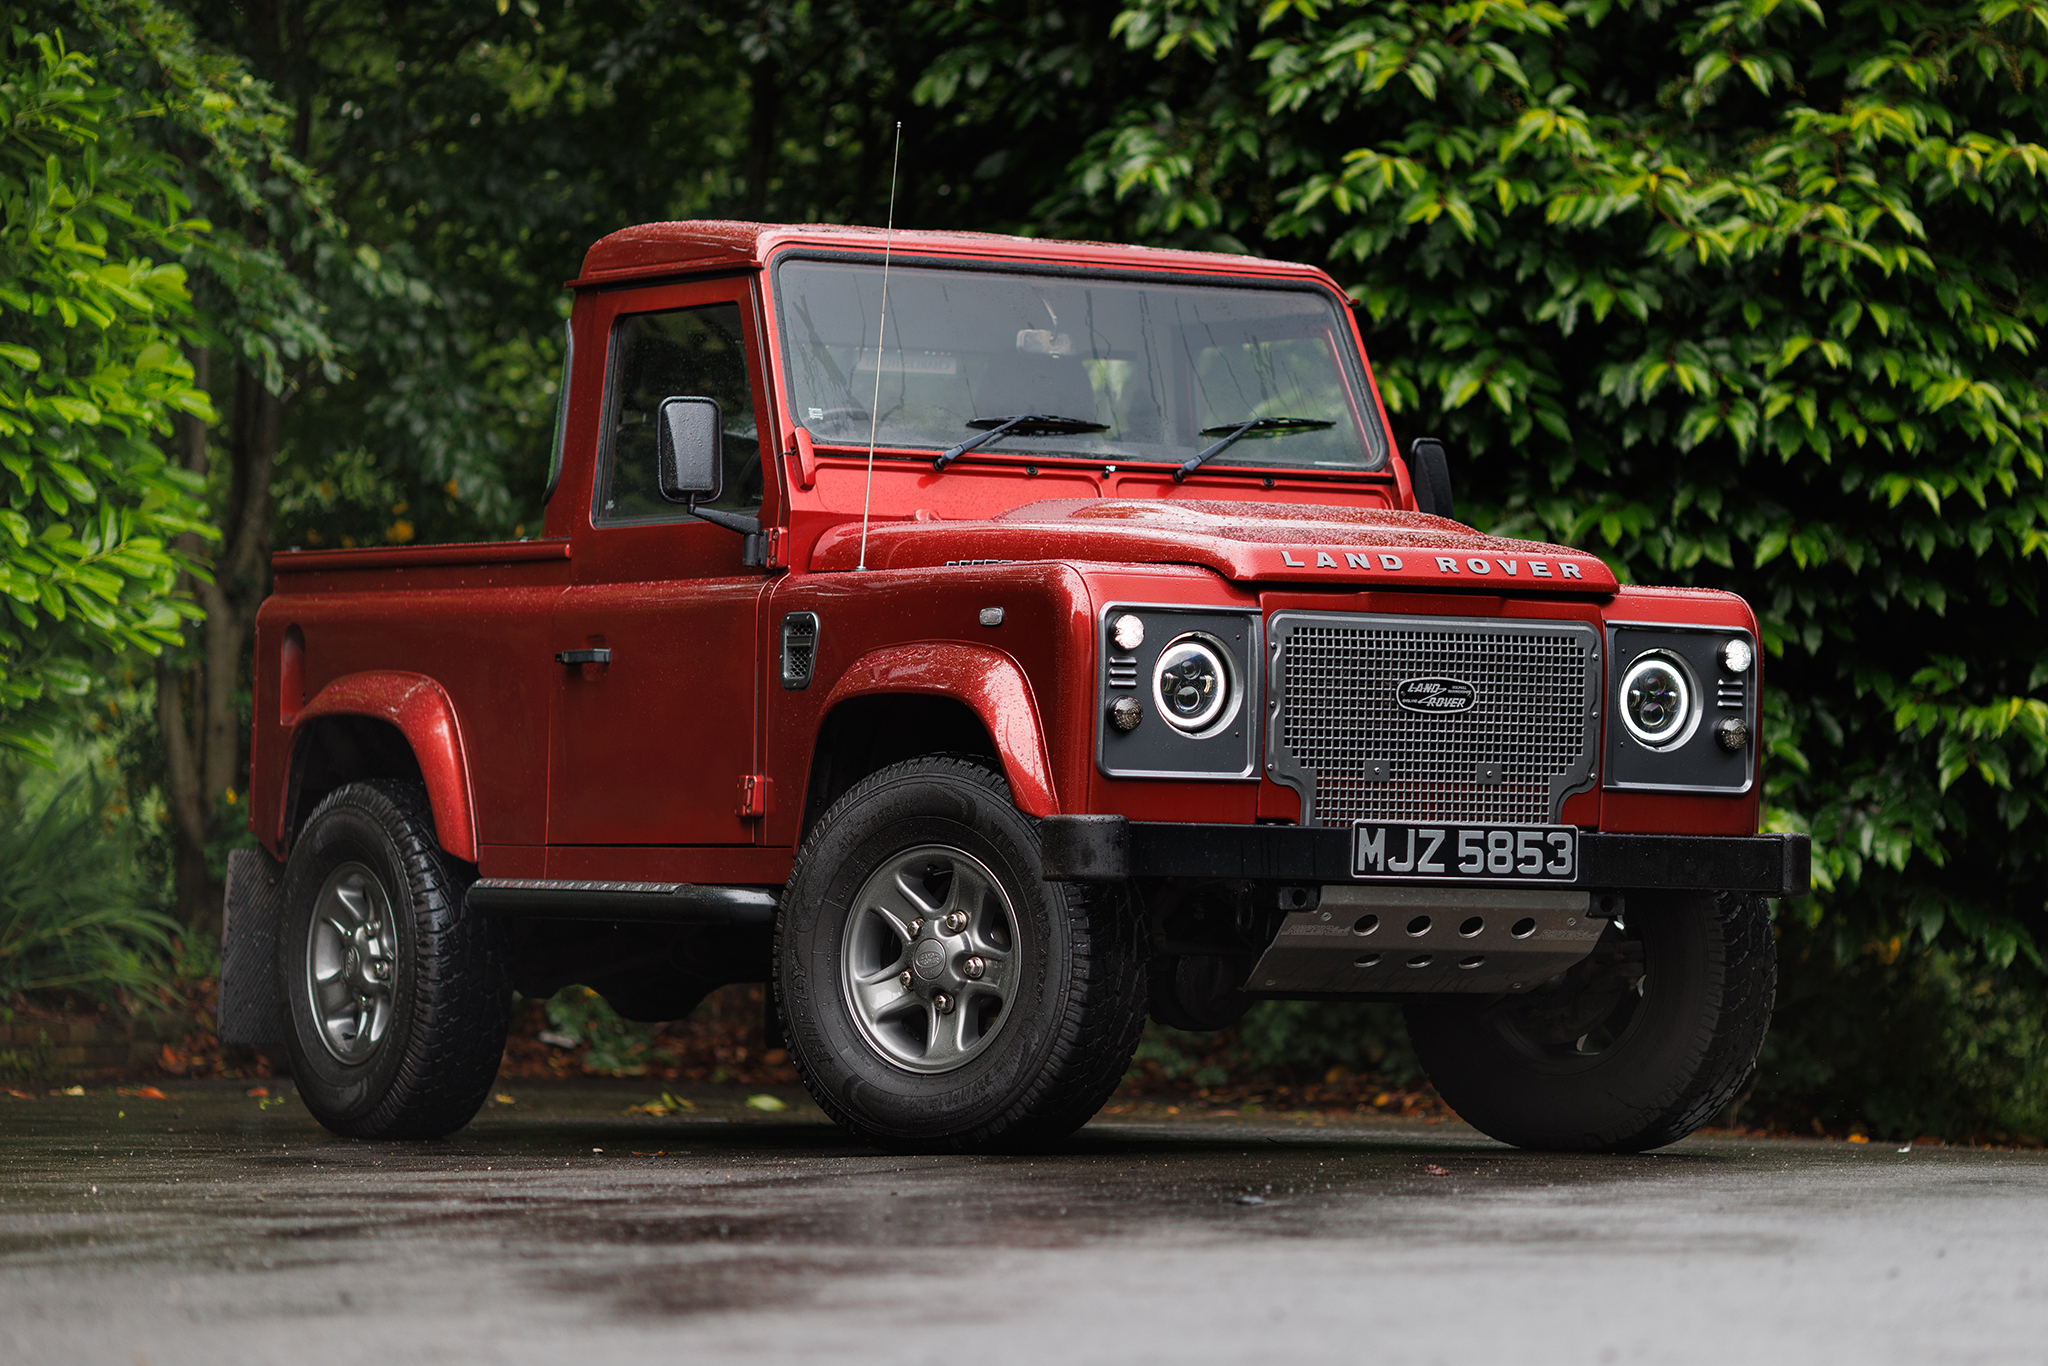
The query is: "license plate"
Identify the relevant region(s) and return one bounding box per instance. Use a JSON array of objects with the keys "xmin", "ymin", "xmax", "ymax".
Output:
[{"xmin": 1351, "ymin": 822, "xmax": 1578, "ymax": 882}]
